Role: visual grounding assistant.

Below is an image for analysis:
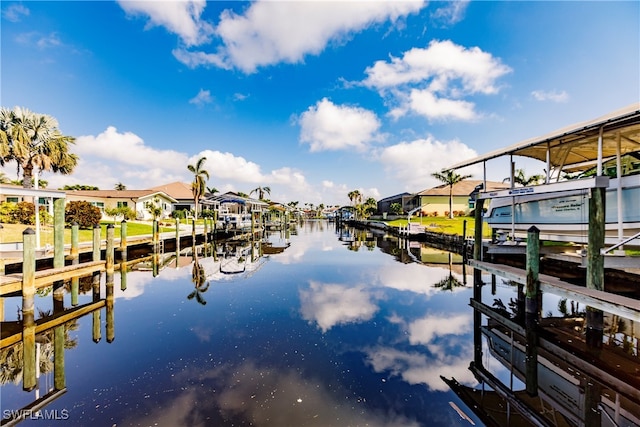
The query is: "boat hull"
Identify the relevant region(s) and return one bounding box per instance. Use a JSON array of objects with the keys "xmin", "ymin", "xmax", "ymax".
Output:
[{"xmin": 485, "ymin": 175, "xmax": 640, "ymax": 246}]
